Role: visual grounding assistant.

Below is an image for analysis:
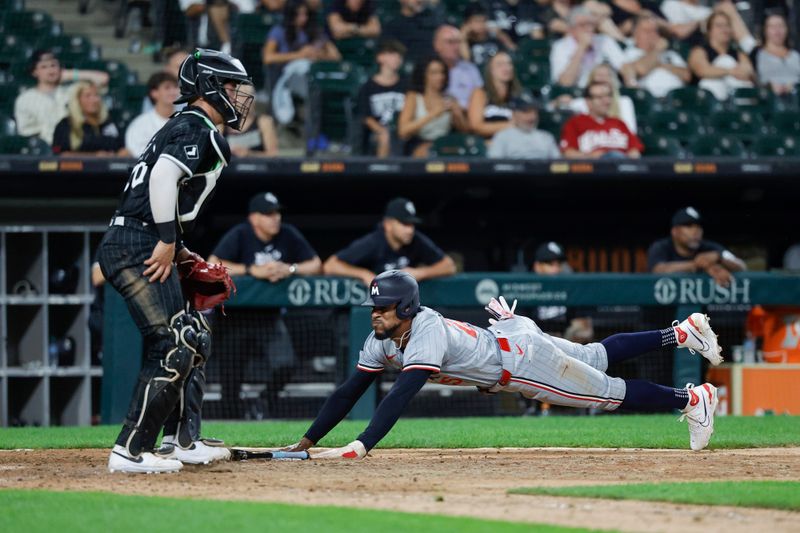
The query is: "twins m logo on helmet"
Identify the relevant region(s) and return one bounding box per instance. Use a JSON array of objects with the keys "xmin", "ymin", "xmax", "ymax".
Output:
[{"xmin": 371, "ymin": 284, "xmax": 380, "ymax": 296}]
